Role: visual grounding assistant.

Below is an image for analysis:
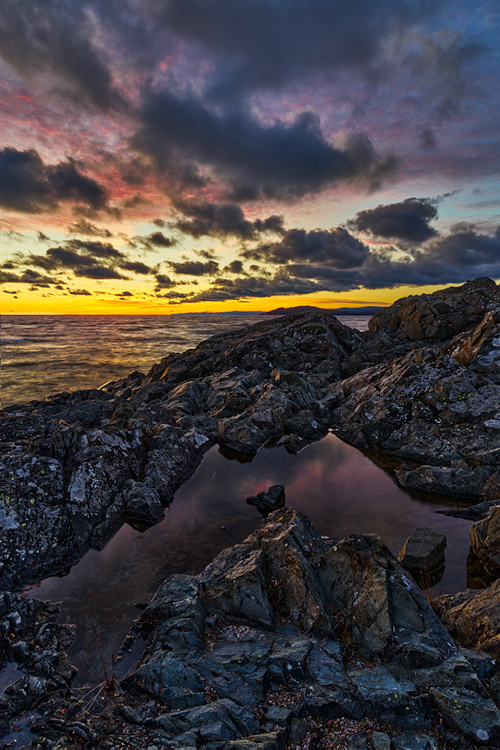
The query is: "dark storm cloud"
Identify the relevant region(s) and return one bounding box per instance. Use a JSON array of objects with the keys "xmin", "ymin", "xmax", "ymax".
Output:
[
  {"xmin": 348, "ymin": 198, "xmax": 439, "ymax": 243},
  {"xmin": 132, "ymin": 231, "xmax": 178, "ymax": 250},
  {"xmin": 67, "ymin": 219, "xmax": 113, "ymax": 237},
  {"xmin": 0, "ymin": 0, "xmax": 123, "ymax": 111},
  {"xmin": 47, "ymin": 247, "xmax": 97, "ymax": 268},
  {"xmin": 186, "ymin": 222, "xmax": 500, "ymax": 301},
  {"xmin": 188, "ymin": 273, "xmax": 326, "ymax": 302},
  {"xmin": 223, "ymin": 260, "xmax": 245, "ymax": 274},
  {"xmin": 69, "ymin": 289, "xmax": 92, "ymax": 295},
  {"xmin": 119, "ymin": 260, "xmax": 153, "ymax": 275},
  {"xmin": 74, "ymin": 266, "xmax": 125, "ymax": 280},
  {"xmin": 65, "ymin": 239, "xmax": 123, "ymax": 259},
  {"xmin": 0, "ymin": 269, "xmax": 52, "ymax": 284},
  {"xmin": 154, "ymin": 273, "xmax": 176, "ymax": 289},
  {"xmin": 168, "ymin": 260, "xmax": 219, "ymax": 276},
  {"xmin": 15, "ymin": 239, "xmax": 154, "ymax": 280},
  {"xmin": 132, "ymin": 94, "xmax": 397, "ymax": 199},
  {"xmin": 424, "ymin": 224, "xmax": 500, "ymax": 268},
  {"xmin": 0, "ymin": 148, "xmax": 108, "ymax": 213},
  {"xmin": 172, "ymin": 199, "xmax": 284, "ymax": 239},
  {"xmin": 247, "ymin": 228, "xmax": 369, "ymax": 269},
  {"xmin": 156, "ymin": 0, "xmax": 437, "ymax": 100}
]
